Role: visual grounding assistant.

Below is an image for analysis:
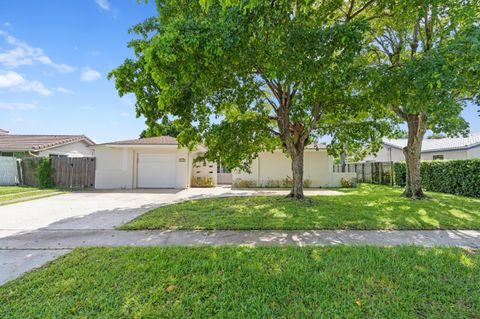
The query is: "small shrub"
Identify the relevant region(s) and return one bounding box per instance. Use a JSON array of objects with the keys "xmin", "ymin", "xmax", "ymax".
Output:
[
  {"xmin": 232, "ymin": 179, "xmax": 257, "ymax": 188},
  {"xmin": 303, "ymin": 179, "xmax": 312, "ymax": 188},
  {"xmin": 191, "ymin": 176, "xmax": 215, "ymax": 187},
  {"xmin": 35, "ymin": 157, "xmax": 54, "ymax": 188},
  {"xmin": 340, "ymin": 178, "xmax": 355, "ymax": 188},
  {"xmin": 281, "ymin": 176, "xmax": 293, "ymax": 188}
]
